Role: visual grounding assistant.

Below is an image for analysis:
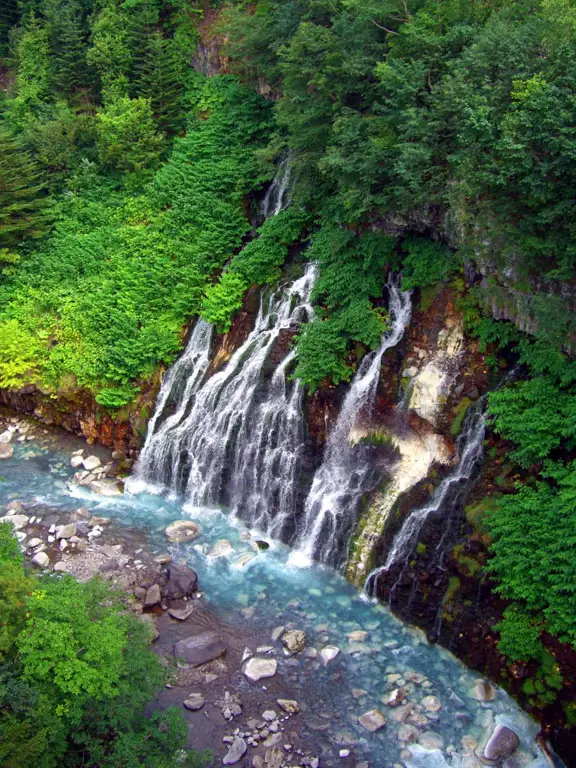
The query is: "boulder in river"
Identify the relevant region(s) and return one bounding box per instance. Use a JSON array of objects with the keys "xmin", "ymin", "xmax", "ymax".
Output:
[
  {"xmin": 89, "ymin": 479, "xmax": 122, "ymax": 497},
  {"xmin": 165, "ymin": 520, "xmax": 201, "ymax": 543},
  {"xmin": 282, "ymin": 629, "xmax": 306, "ymax": 654},
  {"xmin": 82, "ymin": 455, "xmax": 101, "ymax": 471},
  {"xmin": 32, "ymin": 552, "xmax": 49, "ymax": 568},
  {"xmin": 162, "ymin": 563, "xmax": 198, "ymax": 599},
  {"xmin": 358, "ymin": 708, "xmax": 386, "ymax": 732},
  {"xmin": 183, "ymin": 693, "xmax": 205, "ymax": 711},
  {"xmin": 244, "ymin": 657, "xmax": 277, "ymax": 682},
  {"xmin": 277, "ymin": 699, "xmax": 299, "ymax": 714},
  {"xmin": 471, "ymin": 679, "xmax": 496, "ymax": 702},
  {"xmin": 168, "ymin": 605, "xmax": 194, "ymax": 621},
  {"xmin": 174, "ymin": 631, "xmax": 226, "ymax": 667},
  {"xmin": 0, "ymin": 514, "xmax": 29, "ymax": 530},
  {"xmin": 144, "ymin": 584, "xmax": 161, "ymax": 607},
  {"xmin": 481, "ymin": 724, "xmax": 519, "ymax": 762},
  {"xmin": 0, "ymin": 444, "xmax": 14, "ymax": 459},
  {"xmin": 319, "ymin": 645, "xmax": 340, "ymax": 665},
  {"xmin": 223, "ymin": 737, "xmax": 247, "ymax": 765},
  {"xmin": 56, "ymin": 523, "xmax": 77, "ymax": 540}
]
